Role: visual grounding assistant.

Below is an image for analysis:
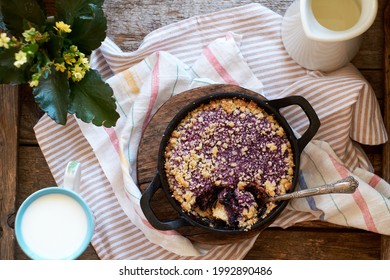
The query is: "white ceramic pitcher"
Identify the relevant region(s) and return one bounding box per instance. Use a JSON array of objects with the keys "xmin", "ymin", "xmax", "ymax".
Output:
[{"xmin": 281, "ymin": 0, "xmax": 378, "ymax": 72}]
